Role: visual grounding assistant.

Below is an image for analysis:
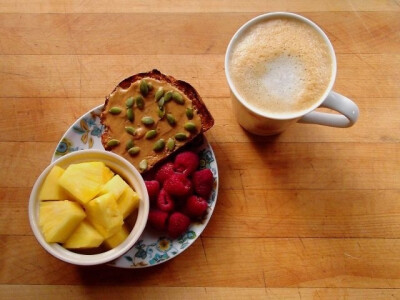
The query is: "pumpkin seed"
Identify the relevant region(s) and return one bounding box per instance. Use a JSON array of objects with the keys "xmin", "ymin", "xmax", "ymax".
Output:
[
  {"xmin": 164, "ymin": 91, "xmax": 173, "ymax": 102},
  {"xmin": 186, "ymin": 107, "xmax": 194, "ymax": 119},
  {"xmin": 128, "ymin": 146, "xmax": 140, "ymax": 156},
  {"xmin": 145, "ymin": 129, "xmax": 157, "ymax": 139},
  {"xmin": 139, "ymin": 159, "xmax": 148, "ymax": 171},
  {"xmin": 125, "ymin": 97, "xmax": 134, "ymax": 108},
  {"xmin": 184, "ymin": 121, "xmax": 197, "ymax": 132},
  {"xmin": 125, "ymin": 126, "xmax": 136, "ymax": 135},
  {"xmin": 158, "ymin": 97, "xmax": 165, "ymax": 108},
  {"xmin": 158, "ymin": 106, "xmax": 166, "ymax": 119},
  {"xmin": 166, "ymin": 138, "xmax": 175, "ymax": 151},
  {"xmin": 166, "ymin": 114, "xmax": 176, "ymax": 126},
  {"xmin": 109, "ymin": 107, "xmax": 122, "ymax": 115},
  {"xmin": 155, "ymin": 87, "xmax": 164, "ymax": 101},
  {"xmin": 140, "ymin": 79, "xmax": 149, "ymax": 96},
  {"xmin": 134, "ymin": 95, "xmax": 145, "ymax": 110},
  {"xmin": 106, "ymin": 139, "xmax": 120, "ymax": 148},
  {"xmin": 172, "ymin": 91, "xmax": 184, "ymax": 104},
  {"xmin": 153, "ymin": 139, "xmax": 165, "ymax": 152},
  {"xmin": 175, "ymin": 133, "xmax": 188, "ymax": 141},
  {"xmin": 141, "ymin": 116, "xmax": 154, "ymax": 126},
  {"xmin": 125, "ymin": 139, "xmax": 134, "ymax": 150},
  {"xmin": 126, "ymin": 108, "xmax": 134, "ymax": 122},
  {"xmin": 147, "ymin": 82, "xmax": 153, "ymax": 91}
]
